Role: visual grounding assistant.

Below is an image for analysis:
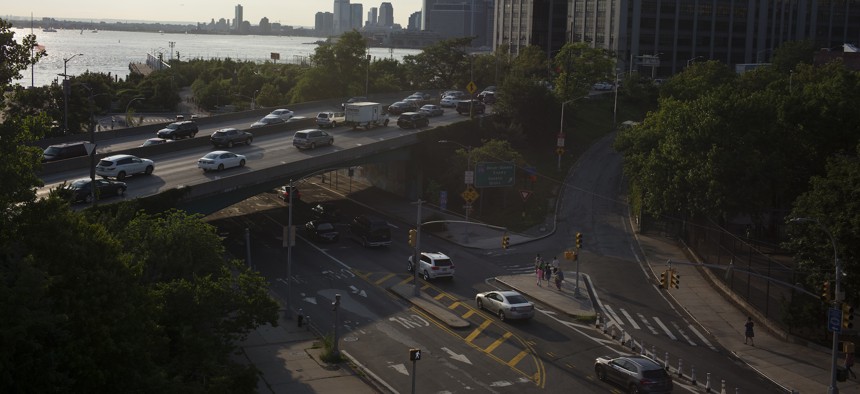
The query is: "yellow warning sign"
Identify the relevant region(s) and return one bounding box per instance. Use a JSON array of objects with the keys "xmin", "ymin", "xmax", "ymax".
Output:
[
  {"xmin": 466, "ymin": 81, "xmax": 477, "ymax": 95},
  {"xmin": 460, "ymin": 185, "xmax": 480, "ymax": 203},
  {"xmin": 556, "ymin": 147, "xmax": 565, "ymax": 155}
]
